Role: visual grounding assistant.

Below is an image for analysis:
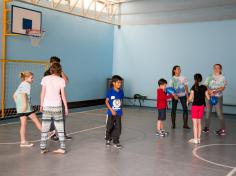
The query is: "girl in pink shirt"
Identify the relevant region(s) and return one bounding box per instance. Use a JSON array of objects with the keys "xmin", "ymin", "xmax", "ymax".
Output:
[{"xmin": 40, "ymin": 63, "xmax": 68, "ymax": 154}]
